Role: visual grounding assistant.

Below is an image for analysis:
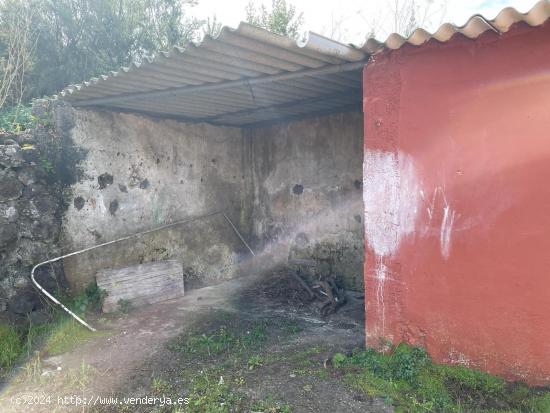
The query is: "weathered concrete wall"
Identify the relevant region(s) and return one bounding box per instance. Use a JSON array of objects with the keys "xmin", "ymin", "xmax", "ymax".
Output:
[
  {"xmin": 61, "ymin": 108, "xmax": 253, "ymax": 292},
  {"xmin": 363, "ymin": 22, "xmax": 550, "ymax": 384},
  {"xmin": 247, "ymin": 112, "xmax": 364, "ymax": 290}
]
